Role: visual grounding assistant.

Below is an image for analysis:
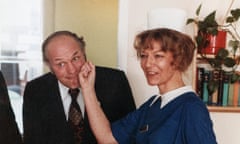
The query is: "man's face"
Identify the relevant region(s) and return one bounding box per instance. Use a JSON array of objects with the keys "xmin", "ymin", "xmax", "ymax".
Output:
[{"xmin": 46, "ymin": 35, "xmax": 86, "ymax": 89}]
